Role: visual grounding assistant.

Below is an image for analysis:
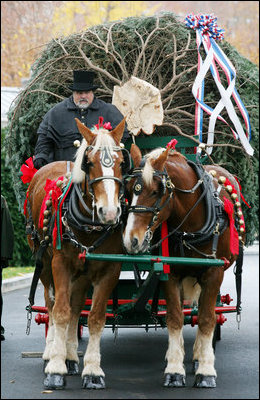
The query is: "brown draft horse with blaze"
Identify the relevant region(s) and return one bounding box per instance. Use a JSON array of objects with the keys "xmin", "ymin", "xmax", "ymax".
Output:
[
  {"xmin": 123, "ymin": 143, "xmax": 245, "ymax": 388},
  {"xmin": 26, "ymin": 117, "xmax": 127, "ymax": 390}
]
